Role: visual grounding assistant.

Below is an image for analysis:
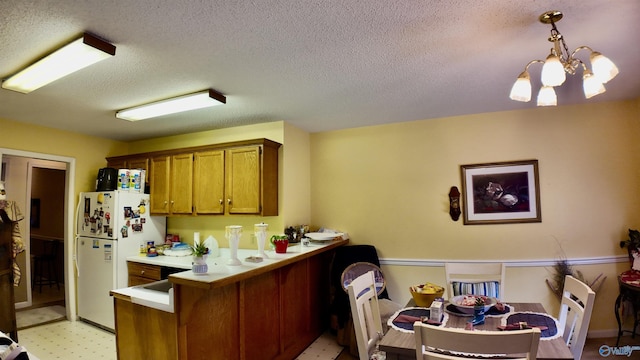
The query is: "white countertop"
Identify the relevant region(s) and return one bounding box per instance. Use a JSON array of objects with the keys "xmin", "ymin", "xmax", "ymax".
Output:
[
  {"xmin": 112, "ymin": 281, "xmax": 174, "ymax": 313},
  {"xmin": 114, "ymin": 240, "xmax": 342, "ymax": 313}
]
